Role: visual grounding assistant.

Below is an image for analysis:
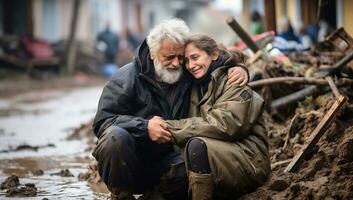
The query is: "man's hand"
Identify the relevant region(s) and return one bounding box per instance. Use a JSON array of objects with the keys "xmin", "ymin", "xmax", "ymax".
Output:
[
  {"xmin": 148, "ymin": 116, "xmax": 172, "ymax": 144},
  {"xmin": 227, "ymin": 66, "xmax": 248, "ymax": 86}
]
